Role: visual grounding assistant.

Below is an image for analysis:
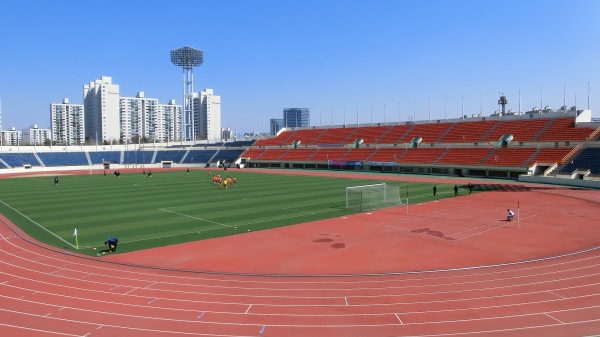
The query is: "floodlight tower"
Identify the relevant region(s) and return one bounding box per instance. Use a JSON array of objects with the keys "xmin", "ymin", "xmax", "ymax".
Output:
[{"xmin": 171, "ymin": 46, "xmax": 203, "ymax": 142}]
